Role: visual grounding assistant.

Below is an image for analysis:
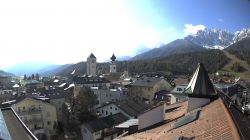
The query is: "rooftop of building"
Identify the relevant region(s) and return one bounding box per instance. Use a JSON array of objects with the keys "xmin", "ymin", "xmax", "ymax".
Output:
[
  {"xmin": 111, "ymin": 53, "xmax": 116, "ymax": 61},
  {"xmin": 116, "ymin": 63, "xmax": 249, "ymax": 140},
  {"xmin": 184, "ymin": 63, "xmax": 216, "ymax": 98},
  {"xmin": 88, "ymin": 53, "xmax": 96, "ymax": 59},
  {"xmin": 129, "ymin": 77, "xmax": 168, "ymax": 87},
  {"xmin": 82, "ymin": 113, "xmax": 128, "ymax": 133},
  {"xmin": 0, "ymin": 108, "xmax": 37, "ymax": 140},
  {"xmin": 73, "ymin": 76, "xmax": 110, "ymax": 84},
  {"xmin": 117, "ymin": 97, "xmax": 240, "ymax": 140},
  {"xmin": 172, "ymin": 77, "xmax": 189, "ymax": 86}
]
